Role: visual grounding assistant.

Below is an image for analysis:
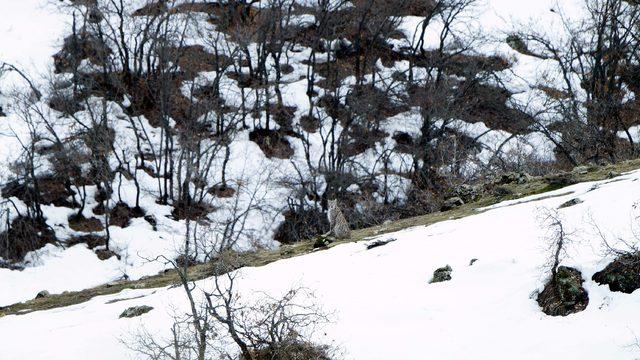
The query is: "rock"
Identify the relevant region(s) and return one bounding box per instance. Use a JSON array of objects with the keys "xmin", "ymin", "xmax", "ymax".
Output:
[
  {"xmin": 572, "ymin": 165, "xmax": 591, "ymax": 175},
  {"xmin": 175, "ymin": 254, "xmax": 198, "ymax": 268},
  {"xmin": 0, "ymin": 260, "xmax": 24, "ymax": 271},
  {"xmin": 607, "ymin": 171, "xmax": 620, "ymax": 179},
  {"xmin": 366, "ymin": 238, "xmax": 397, "ymax": 250},
  {"xmin": 280, "ymin": 246, "xmax": 295, "ymax": 256},
  {"xmin": 119, "ymin": 305, "xmax": 154, "ymax": 318},
  {"xmin": 441, "ymin": 197, "xmax": 464, "ymax": 211},
  {"xmin": 492, "ymin": 185, "xmax": 514, "ymax": 197},
  {"xmin": 496, "ymin": 172, "xmax": 532, "ymax": 185},
  {"xmin": 543, "ymin": 172, "xmax": 577, "ymax": 188},
  {"xmin": 313, "ymin": 236, "xmax": 332, "ymax": 249},
  {"xmin": 558, "ymin": 198, "xmax": 583, "ymax": 209},
  {"xmin": 35, "ymin": 290, "xmax": 50, "ymax": 299},
  {"xmin": 537, "ymin": 266, "xmax": 589, "ymax": 316},
  {"xmin": 469, "ymin": 259, "xmax": 478, "ymax": 266},
  {"xmin": 430, "ymin": 265, "xmax": 453, "ymax": 283},
  {"xmin": 95, "ymin": 249, "xmax": 121, "ymax": 261},
  {"xmin": 450, "ymin": 184, "xmax": 482, "ymax": 203},
  {"xmin": 506, "ymin": 34, "xmax": 529, "ymax": 54},
  {"xmin": 144, "ymin": 215, "xmax": 157, "ymax": 230},
  {"xmin": 592, "ymin": 253, "xmax": 640, "ymax": 294}
]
